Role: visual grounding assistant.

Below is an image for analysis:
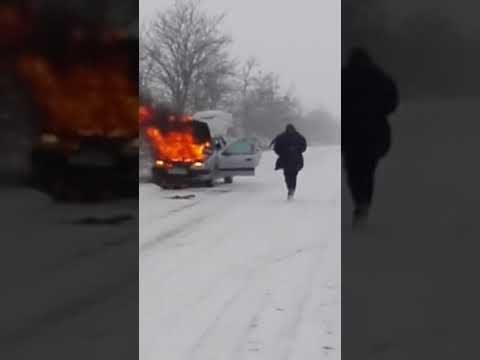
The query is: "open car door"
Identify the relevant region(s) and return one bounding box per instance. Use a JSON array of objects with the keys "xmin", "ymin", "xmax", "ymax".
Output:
[{"xmin": 216, "ymin": 137, "xmax": 262, "ymax": 177}]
